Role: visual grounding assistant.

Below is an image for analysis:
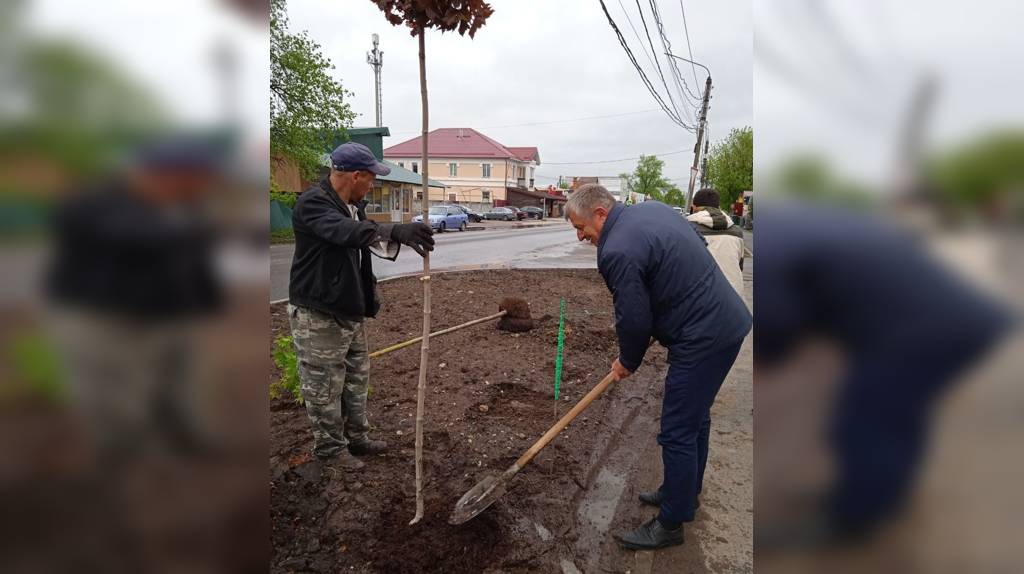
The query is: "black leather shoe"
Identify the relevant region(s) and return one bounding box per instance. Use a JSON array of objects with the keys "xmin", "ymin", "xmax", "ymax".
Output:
[
  {"xmin": 639, "ymin": 489, "xmax": 664, "ymax": 506},
  {"xmin": 638, "ymin": 490, "xmax": 701, "ymax": 514},
  {"xmin": 348, "ymin": 438, "xmax": 388, "ymax": 456},
  {"xmin": 615, "ymin": 517, "xmax": 684, "ymax": 550}
]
